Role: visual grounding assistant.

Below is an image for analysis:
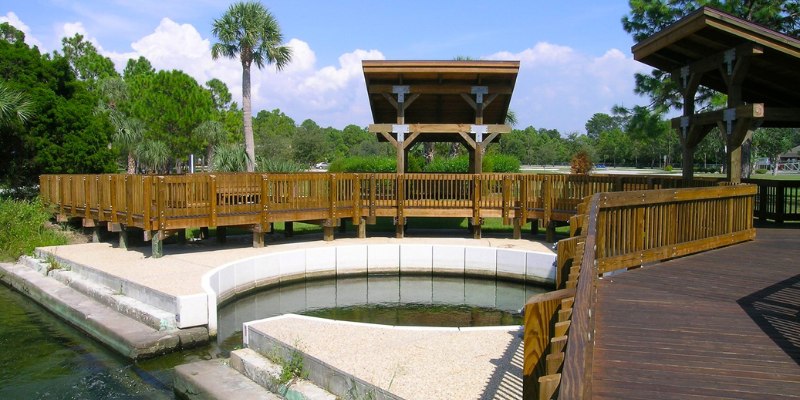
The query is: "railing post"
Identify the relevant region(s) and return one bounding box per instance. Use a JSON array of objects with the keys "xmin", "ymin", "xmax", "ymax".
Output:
[
  {"xmin": 502, "ymin": 175, "xmax": 512, "ymax": 226},
  {"xmin": 109, "ymin": 175, "xmax": 118, "ymax": 224},
  {"xmin": 142, "ymin": 176, "xmax": 152, "ymax": 231},
  {"xmin": 57, "ymin": 176, "xmax": 65, "ymax": 218},
  {"xmin": 368, "ymin": 174, "xmax": 377, "ymax": 224},
  {"xmin": 776, "ymin": 181, "xmax": 785, "ymax": 223},
  {"xmin": 396, "ymin": 174, "xmax": 405, "ymax": 238},
  {"xmin": 209, "ymin": 175, "xmax": 217, "ymax": 227},
  {"xmin": 352, "ymin": 173, "xmax": 362, "ymax": 224},
  {"xmin": 157, "ymin": 176, "xmax": 166, "ymax": 232},
  {"xmin": 543, "ymin": 176, "xmax": 552, "ymax": 227},
  {"xmin": 472, "ymin": 174, "xmax": 482, "ymax": 239}
]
